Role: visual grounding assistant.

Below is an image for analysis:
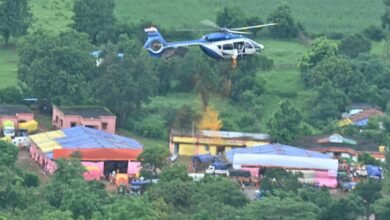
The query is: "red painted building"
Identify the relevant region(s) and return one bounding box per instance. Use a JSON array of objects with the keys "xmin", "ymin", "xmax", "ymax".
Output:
[
  {"xmin": 0, "ymin": 104, "xmax": 34, "ymax": 125},
  {"xmin": 52, "ymin": 105, "xmax": 116, "ymax": 134}
]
